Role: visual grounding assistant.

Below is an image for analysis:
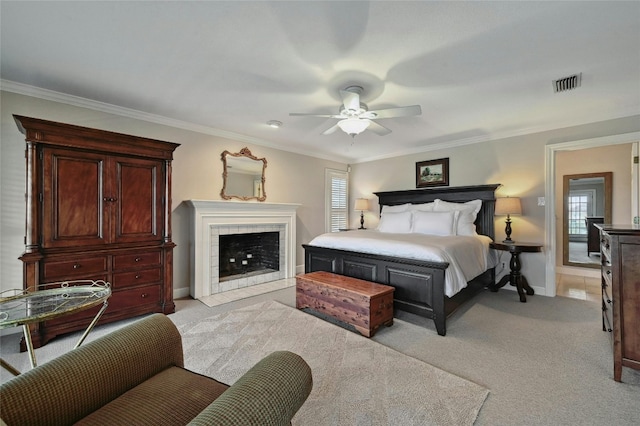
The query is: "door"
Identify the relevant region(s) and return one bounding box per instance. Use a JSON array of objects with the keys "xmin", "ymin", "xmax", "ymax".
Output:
[
  {"xmin": 42, "ymin": 149, "xmax": 164, "ymax": 247},
  {"xmin": 42, "ymin": 147, "xmax": 108, "ymax": 248},
  {"xmin": 111, "ymin": 156, "xmax": 164, "ymax": 244}
]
